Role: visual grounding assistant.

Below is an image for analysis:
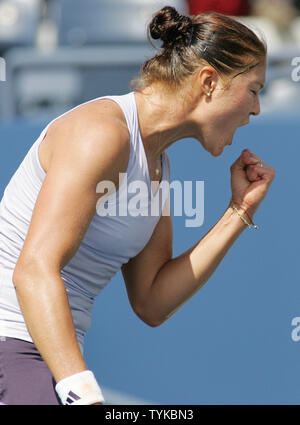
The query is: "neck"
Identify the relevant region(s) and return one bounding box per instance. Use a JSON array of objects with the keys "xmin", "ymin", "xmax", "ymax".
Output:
[{"xmin": 134, "ymin": 84, "xmax": 199, "ymax": 160}]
